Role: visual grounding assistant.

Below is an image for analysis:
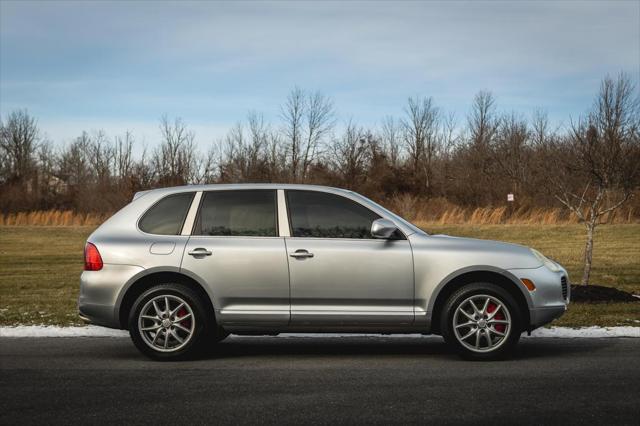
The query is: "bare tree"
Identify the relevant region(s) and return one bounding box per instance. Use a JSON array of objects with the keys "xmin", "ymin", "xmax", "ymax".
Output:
[
  {"xmin": 131, "ymin": 144, "xmax": 155, "ymax": 190},
  {"xmin": 301, "ymin": 91, "xmax": 334, "ymax": 181},
  {"xmin": 113, "ymin": 131, "xmax": 134, "ymax": 183},
  {"xmin": 331, "ymin": 121, "xmax": 369, "ymax": 187},
  {"xmin": 58, "ymin": 132, "xmax": 91, "ymax": 187},
  {"xmin": 0, "ymin": 109, "xmax": 39, "ymax": 185},
  {"xmin": 154, "ymin": 116, "xmax": 198, "ymax": 186},
  {"xmin": 468, "ymin": 91, "xmax": 497, "ymax": 146},
  {"xmin": 88, "ymin": 130, "xmax": 113, "ymax": 186},
  {"xmin": 281, "ymin": 87, "xmax": 305, "ymax": 181},
  {"xmin": 438, "ymin": 112, "xmax": 459, "ymax": 198},
  {"xmin": 220, "ymin": 122, "xmax": 255, "ymax": 182},
  {"xmin": 36, "ymin": 139, "xmax": 57, "ymax": 195},
  {"xmin": 197, "ymin": 145, "xmax": 219, "ymax": 184},
  {"xmin": 281, "ymin": 87, "xmax": 334, "ymax": 182},
  {"xmin": 401, "ymin": 96, "xmax": 440, "ymax": 194},
  {"xmin": 531, "ymin": 109, "xmax": 550, "ymax": 147},
  {"xmin": 381, "ymin": 115, "xmax": 402, "ymax": 168},
  {"xmin": 245, "ymin": 111, "xmax": 270, "ymax": 180},
  {"xmin": 459, "ymin": 91, "xmax": 499, "ymax": 205},
  {"xmin": 218, "ymin": 114, "xmax": 274, "ymax": 183},
  {"xmin": 492, "ymin": 113, "xmax": 531, "ymax": 196},
  {"xmin": 542, "ymin": 74, "xmax": 640, "ymax": 285},
  {"xmin": 265, "ymin": 131, "xmax": 284, "ymax": 181}
]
